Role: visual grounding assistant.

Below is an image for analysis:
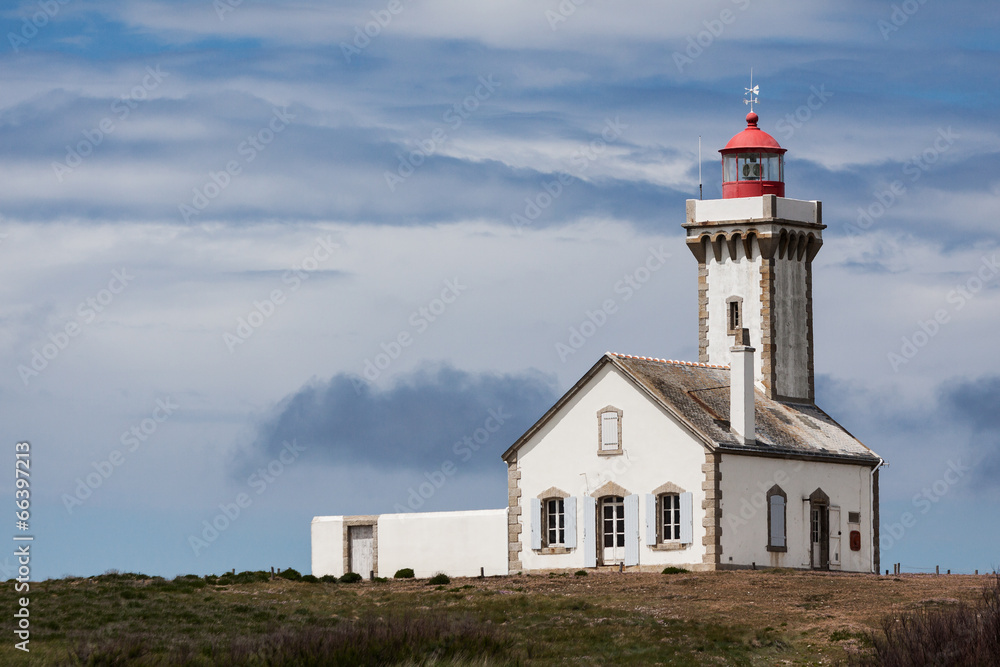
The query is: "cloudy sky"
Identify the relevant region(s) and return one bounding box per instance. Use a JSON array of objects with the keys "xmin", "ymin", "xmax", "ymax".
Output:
[{"xmin": 1, "ymin": 0, "xmax": 997, "ymax": 580}]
